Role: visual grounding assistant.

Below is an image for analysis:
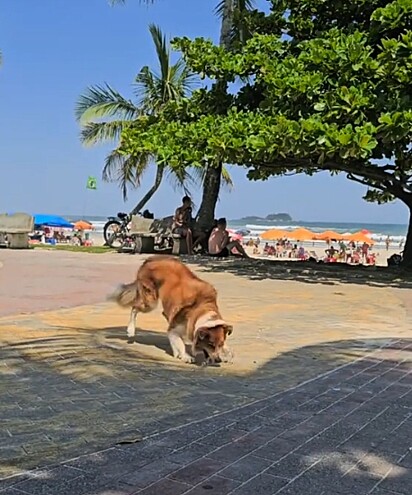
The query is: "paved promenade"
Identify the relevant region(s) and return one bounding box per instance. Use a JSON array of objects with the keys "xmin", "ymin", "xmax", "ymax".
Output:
[{"xmin": 0, "ymin": 250, "xmax": 410, "ymax": 494}]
